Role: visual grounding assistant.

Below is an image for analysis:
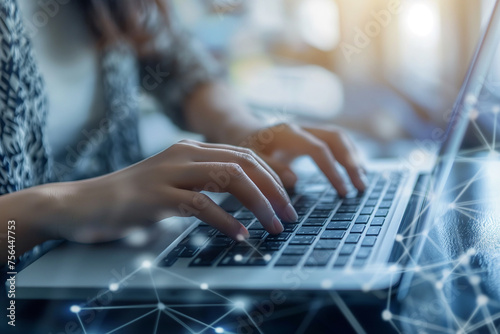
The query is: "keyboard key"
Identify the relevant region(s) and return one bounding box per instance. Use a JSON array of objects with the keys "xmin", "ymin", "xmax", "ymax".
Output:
[
  {"xmin": 352, "ymin": 258, "xmax": 367, "ymax": 267},
  {"xmin": 305, "ymin": 250, "xmax": 333, "ymax": 267},
  {"xmin": 364, "ymin": 199, "xmax": 378, "ymax": 206},
  {"xmin": 350, "ymin": 224, "xmax": 365, "ymax": 233},
  {"xmin": 356, "ymin": 247, "xmax": 372, "ymax": 259},
  {"xmin": 296, "ymin": 227, "xmax": 322, "ymax": 235},
  {"xmin": 339, "ymin": 244, "xmax": 356, "ymax": 255},
  {"xmin": 371, "ymin": 217, "xmax": 385, "ymax": 226},
  {"xmin": 290, "ymin": 235, "xmax": 316, "ymax": 245},
  {"xmin": 178, "ymin": 245, "xmax": 200, "ymax": 257},
  {"xmin": 238, "ymin": 219, "xmax": 254, "ymax": 227},
  {"xmin": 209, "ymin": 237, "xmax": 234, "ymax": 247},
  {"xmin": 362, "ymin": 236, "xmax": 377, "ymax": 246},
  {"xmin": 190, "ymin": 247, "xmax": 226, "ymax": 266},
  {"xmin": 360, "ymin": 207, "xmax": 374, "ymax": 215},
  {"xmin": 303, "ymin": 218, "xmax": 328, "ymax": 226},
  {"xmin": 375, "ymin": 209, "xmax": 389, "ymax": 217},
  {"xmin": 326, "ymin": 221, "xmax": 350, "ymax": 230},
  {"xmin": 379, "ymin": 201, "xmax": 392, "ymax": 208},
  {"xmin": 345, "ymin": 233, "xmax": 361, "ymax": 243},
  {"xmin": 366, "ymin": 227, "xmax": 381, "ymax": 236},
  {"xmin": 315, "ymin": 240, "xmax": 340, "ymax": 250},
  {"xmin": 384, "ymin": 193, "xmax": 395, "ymax": 200},
  {"xmin": 283, "ymin": 223, "xmax": 300, "ymax": 232},
  {"xmin": 355, "ymin": 215, "xmax": 370, "ymax": 224},
  {"xmin": 334, "ymin": 256, "xmax": 350, "ymax": 267},
  {"xmin": 342, "ymin": 198, "xmax": 362, "ymax": 205},
  {"xmin": 321, "ymin": 230, "xmax": 345, "ymax": 239},
  {"xmin": 332, "ymin": 213, "xmax": 355, "ymax": 221},
  {"xmin": 259, "ymin": 241, "xmax": 285, "ymax": 251},
  {"xmin": 283, "ymin": 245, "xmax": 309, "ymax": 255},
  {"xmin": 308, "ymin": 210, "xmax": 332, "ymax": 218},
  {"xmin": 246, "ymin": 251, "xmax": 276, "ymax": 266},
  {"xmin": 248, "ymin": 230, "xmax": 267, "ymax": 239},
  {"xmin": 275, "ymin": 255, "xmax": 303, "ymax": 267},
  {"xmin": 315, "ymin": 203, "xmax": 335, "ymax": 210},
  {"xmin": 236, "ymin": 212, "xmax": 255, "ymax": 219},
  {"xmin": 218, "ymin": 249, "xmax": 252, "ymax": 266},
  {"xmin": 336, "ymin": 205, "xmax": 359, "ymax": 213},
  {"xmin": 369, "ymin": 192, "xmax": 382, "ymax": 199},
  {"xmin": 248, "ymin": 222, "xmax": 265, "ymax": 230},
  {"xmin": 266, "ymin": 233, "xmax": 291, "ymax": 242}
]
